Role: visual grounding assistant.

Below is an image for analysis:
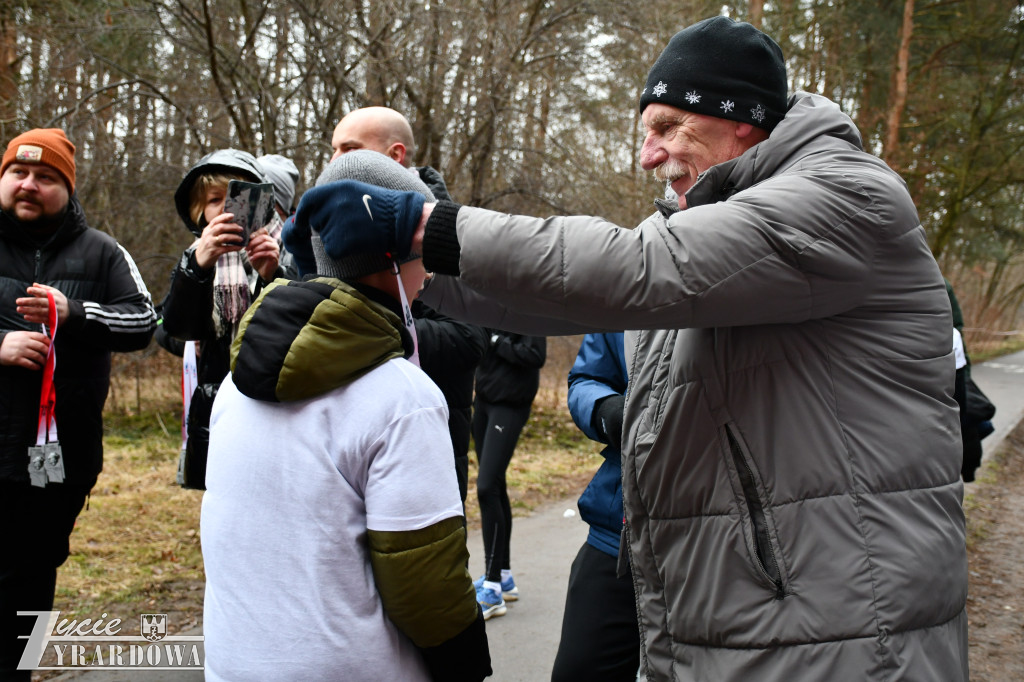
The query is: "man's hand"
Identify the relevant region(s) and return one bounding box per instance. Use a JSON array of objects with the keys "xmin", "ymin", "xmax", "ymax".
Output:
[
  {"xmin": 594, "ymin": 394, "xmax": 626, "ymax": 447},
  {"xmin": 0, "ymin": 330, "xmax": 50, "ymax": 369},
  {"xmin": 17, "ymin": 284, "xmax": 69, "ymax": 326}
]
